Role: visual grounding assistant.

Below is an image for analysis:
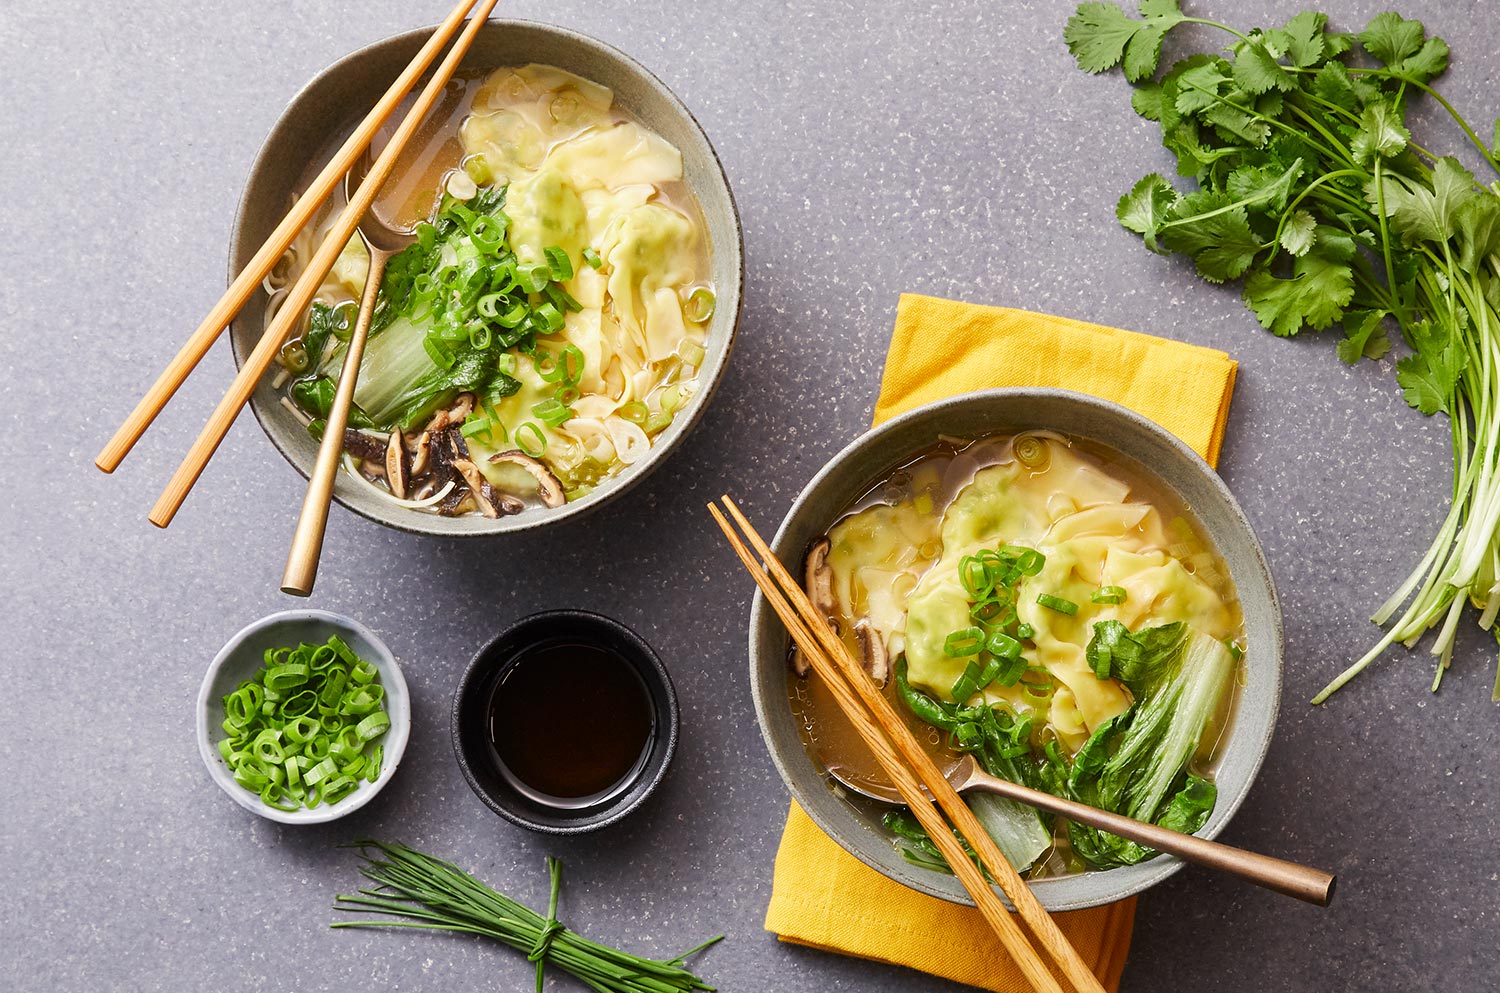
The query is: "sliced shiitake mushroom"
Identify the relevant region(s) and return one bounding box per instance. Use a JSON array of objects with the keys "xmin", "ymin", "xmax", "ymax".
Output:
[
  {"xmin": 409, "ymin": 431, "xmax": 432, "ymax": 477},
  {"xmin": 487, "ymin": 450, "xmax": 566, "ymax": 508},
  {"xmin": 424, "ymin": 393, "xmax": 475, "ymax": 433},
  {"xmin": 341, "ymin": 429, "xmax": 386, "ymax": 463},
  {"xmin": 790, "ymin": 537, "xmax": 836, "ymax": 677},
  {"xmin": 385, "ymin": 430, "xmax": 409, "ymax": 500},
  {"xmin": 855, "ymin": 621, "xmax": 889, "ymax": 686},
  {"xmin": 451, "ymin": 458, "xmax": 500, "ymax": 518}
]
